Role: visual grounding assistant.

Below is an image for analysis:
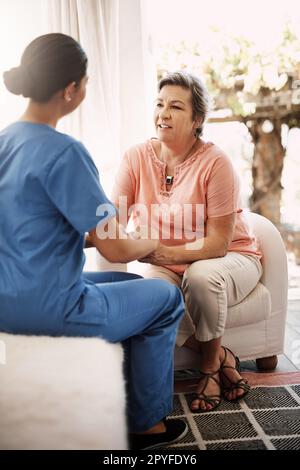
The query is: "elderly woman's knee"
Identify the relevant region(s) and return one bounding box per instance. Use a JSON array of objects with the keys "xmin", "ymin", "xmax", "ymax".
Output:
[{"xmin": 182, "ymin": 269, "xmax": 225, "ymax": 296}]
